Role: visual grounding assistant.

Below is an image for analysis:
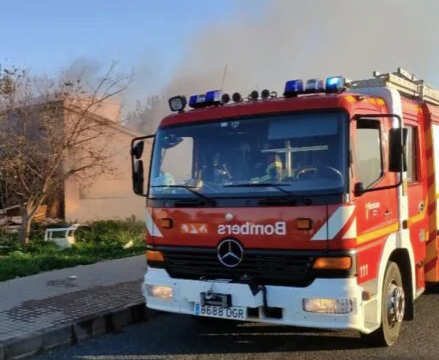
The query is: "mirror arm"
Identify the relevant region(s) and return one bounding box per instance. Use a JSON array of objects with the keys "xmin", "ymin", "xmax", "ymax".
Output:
[{"xmin": 358, "ymin": 182, "xmax": 402, "ymax": 195}]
